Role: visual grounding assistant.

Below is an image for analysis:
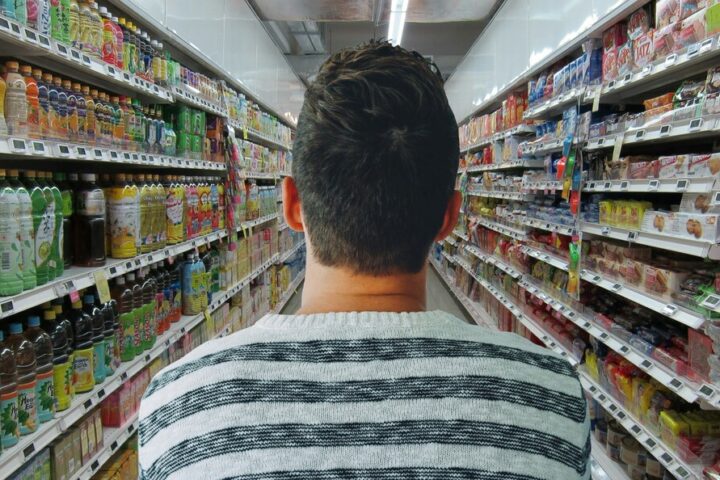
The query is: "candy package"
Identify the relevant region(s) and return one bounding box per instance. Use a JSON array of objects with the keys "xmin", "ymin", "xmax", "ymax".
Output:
[
  {"xmin": 653, "ymin": 22, "xmax": 681, "ymax": 58},
  {"xmin": 675, "ymin": 8, "xmax": 707, "ymax": 52},
  {"xmin": 680, "ymin": 0, "xmax": 708, "ymax": 19},
  {"xmin": 673, "ymin": 79, "xmax": 705, "ymax": 108},
  {"xmin": 617, "ymin": 42, "xmax": 634, "ymax": 76},
  {"xmin": 633, "ymin": 31, "xmax": 655, "ymax": 69},
  {"xmin": 628, "ymin": 7, "xmax": 651, "ymax": 39},
  {"xmin": 657, "ymin": 0, "xmax": 682, "ymax": 28},
  {"xmin": 603, "ymin": 23, "xmax": 628, "ymax": 52}
]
